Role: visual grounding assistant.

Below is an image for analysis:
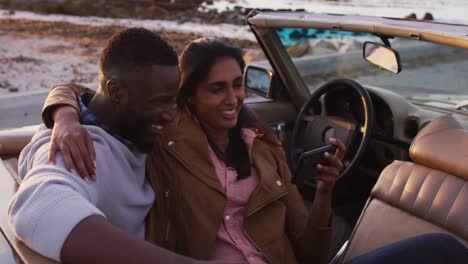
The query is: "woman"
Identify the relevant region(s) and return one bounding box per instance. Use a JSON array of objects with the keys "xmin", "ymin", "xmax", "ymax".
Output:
[{"xmin": 42, "ymin": 37, "xmax": 345, "ymax": 264}]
